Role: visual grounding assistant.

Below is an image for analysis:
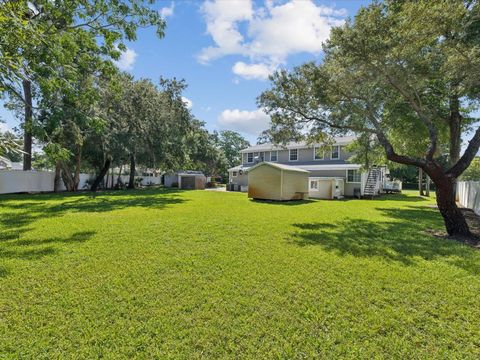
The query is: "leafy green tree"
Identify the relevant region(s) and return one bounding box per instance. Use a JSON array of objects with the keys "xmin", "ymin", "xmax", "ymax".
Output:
[
  {"xmin": 461, "ymin": 158, "xmax": 480, "ymax": 181},
  {"xmin": 84, "ymin": 75, "xmax": 201, "ymax": 191},
  {"xmin": 0, "ymin": 0, "xmax": 166, "ymax": 170},
  {"xmin": 258, "ymin": 1, "xmax": 480, "ymax": 239},
  {"xmin": 213, "ymin": 130, "xmax": 250, "ymax": 170},
  {"xmin": 187, "ymin": 121, "xmax": 227, "ymax": 178},
  {"xmin": 0, "ymin": 126, "xmax": 22, "ymax": 159}
]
